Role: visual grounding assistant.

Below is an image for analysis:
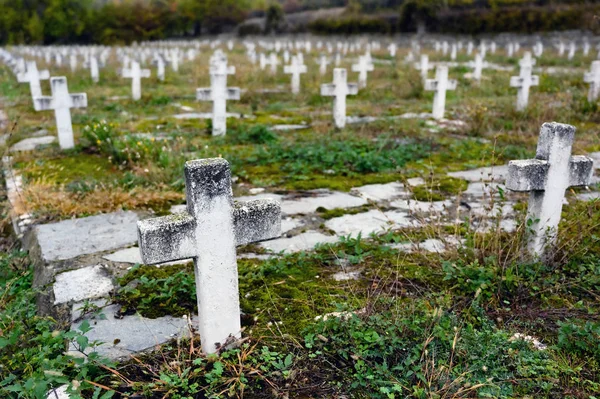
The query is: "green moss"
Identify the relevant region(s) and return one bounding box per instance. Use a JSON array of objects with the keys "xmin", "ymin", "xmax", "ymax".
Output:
[
  {"xmin": 411, "ymin": 176, "xmax": 468, "ymax": 201},
  {"xmin": 316, "ymin": 204, "xmax": 372, "ymax": 220},
  {"xmin": 18, "ymin": 153, "xmax": 123, "ymax": 185}
]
